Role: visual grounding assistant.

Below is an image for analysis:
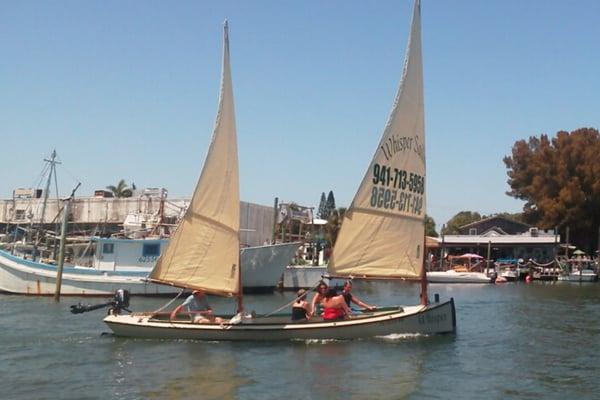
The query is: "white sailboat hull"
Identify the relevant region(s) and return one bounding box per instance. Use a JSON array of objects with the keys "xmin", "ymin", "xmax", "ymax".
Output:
[
  {"xmin": 427, "ymin": 270, "xmax": 493, "ymax": 283},
  {"xmin": 0, "ymin": 250, "xmax": 174, "ymax": 296},
  {"xmin": 557, "ymin": 271, "xmax": 598, "ymax": 282},
  {"xmin": 104, "ymin": 299, "xmax": 456, "ymax": 340}
]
